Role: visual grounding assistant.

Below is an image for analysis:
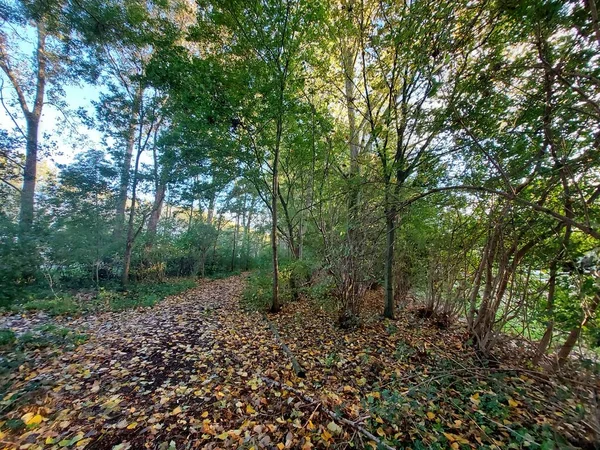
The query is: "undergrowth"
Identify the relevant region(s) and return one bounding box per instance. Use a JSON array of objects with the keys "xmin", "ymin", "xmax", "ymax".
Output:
[{"xmin": 8, "ymin": 278, "xmax": 197, "ymax": 316}]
